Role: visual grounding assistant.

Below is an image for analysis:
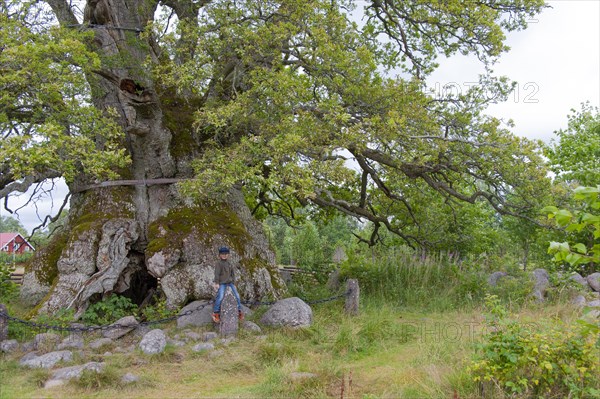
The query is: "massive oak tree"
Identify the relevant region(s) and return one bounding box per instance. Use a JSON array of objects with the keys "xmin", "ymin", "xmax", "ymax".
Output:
[{"xmin": 1, "ymin": 0, "xmax": 549, "ymax": 314}]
